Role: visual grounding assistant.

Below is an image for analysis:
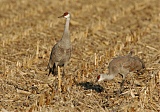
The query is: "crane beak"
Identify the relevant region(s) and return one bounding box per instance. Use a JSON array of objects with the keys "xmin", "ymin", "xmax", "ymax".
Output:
[{"xmin": 58, "ymin": 15, "xmax": 64, "ymax": 18}]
